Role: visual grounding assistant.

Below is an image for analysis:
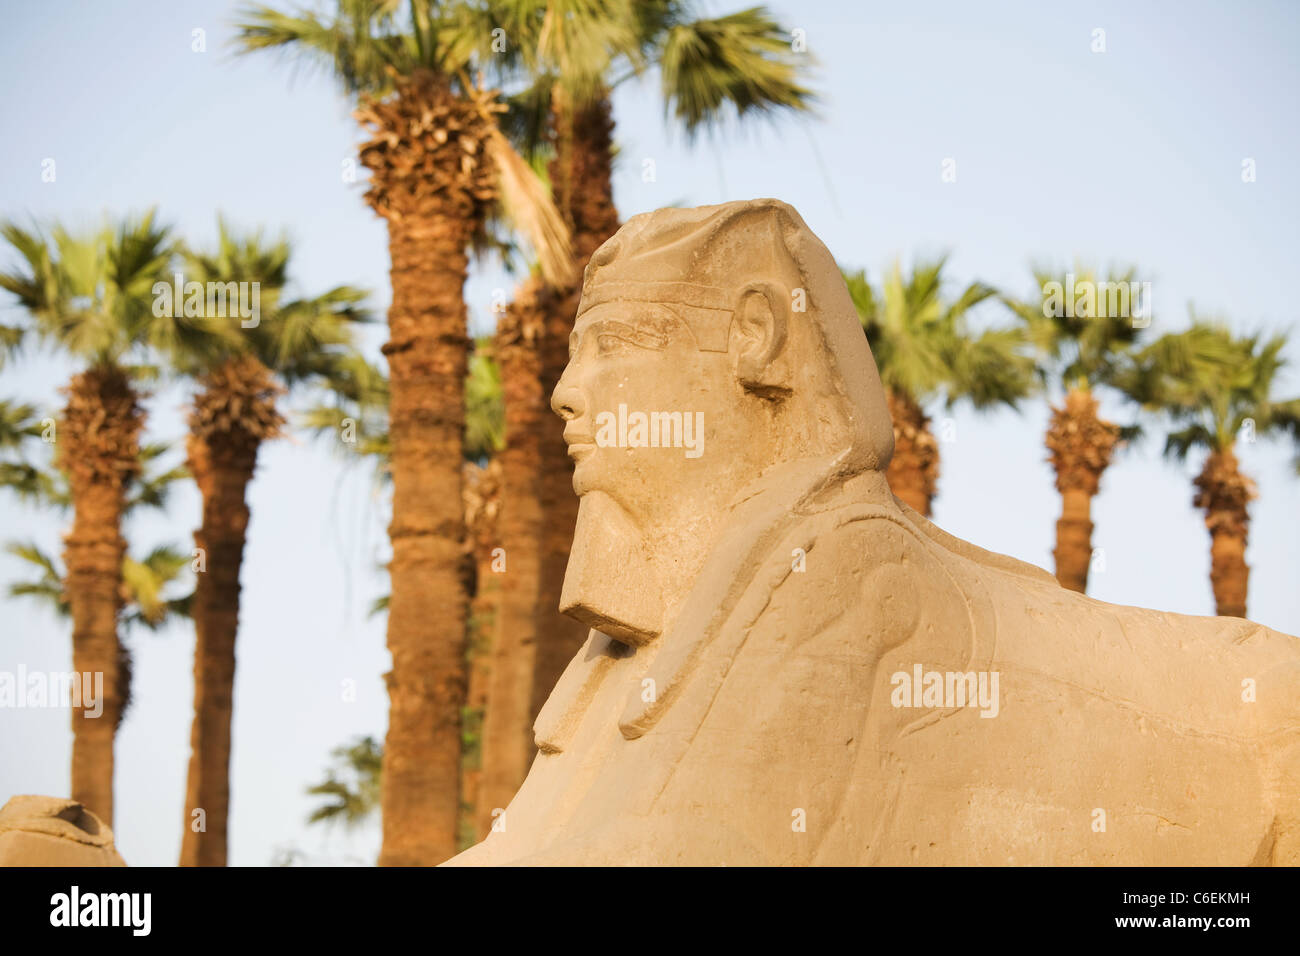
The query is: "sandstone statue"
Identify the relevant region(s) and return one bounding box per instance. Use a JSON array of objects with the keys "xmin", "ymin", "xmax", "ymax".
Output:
[
  {"xmin": 448, "ymin": 198, "xmax": 1300, "ymax": 866},
  {"xmin": 0, "ymin": 795, "xmax": 125, "ymax": 866}
]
